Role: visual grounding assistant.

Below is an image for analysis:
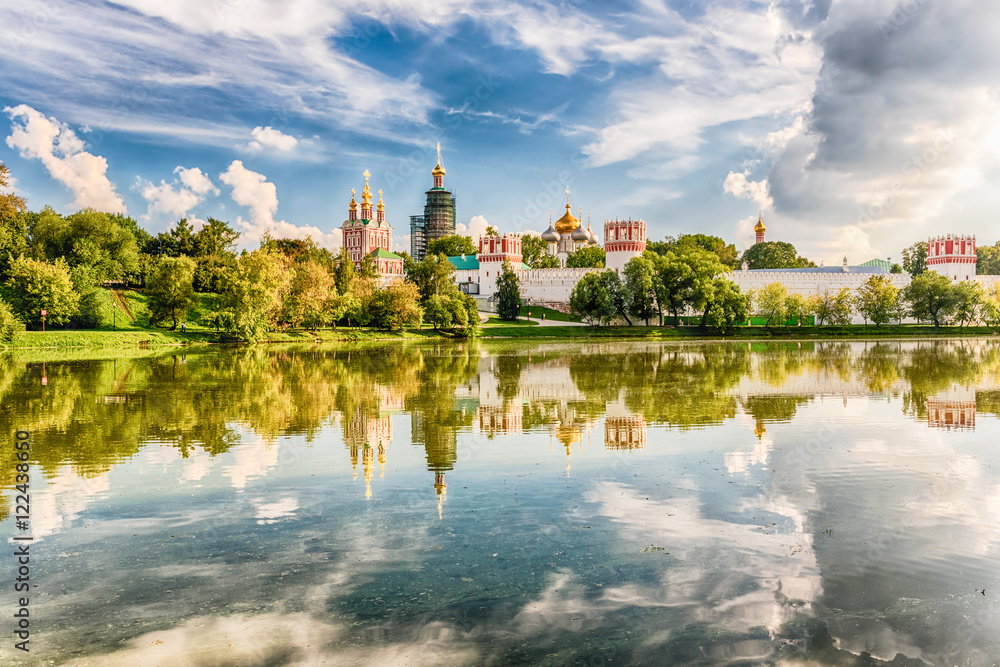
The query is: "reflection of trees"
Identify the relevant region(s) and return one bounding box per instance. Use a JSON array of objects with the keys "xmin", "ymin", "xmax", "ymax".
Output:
[
  {"xmin": 565, "ymin": 345, "xmax": 750, "ymax": 427},
  {"xmin": 406, "ymin": 344, "xmax": 480, "ymax": 473},
  {"xmin": 901, "ymin": 343, "xmax": 980, "ymax": 419},
  {"xmin": 741, "ymin": 396, "xmax": 810, "ymax": 423},
  {"xmin": 855, "ymin": 343, "xmax": 902, "ymax": 393}
]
